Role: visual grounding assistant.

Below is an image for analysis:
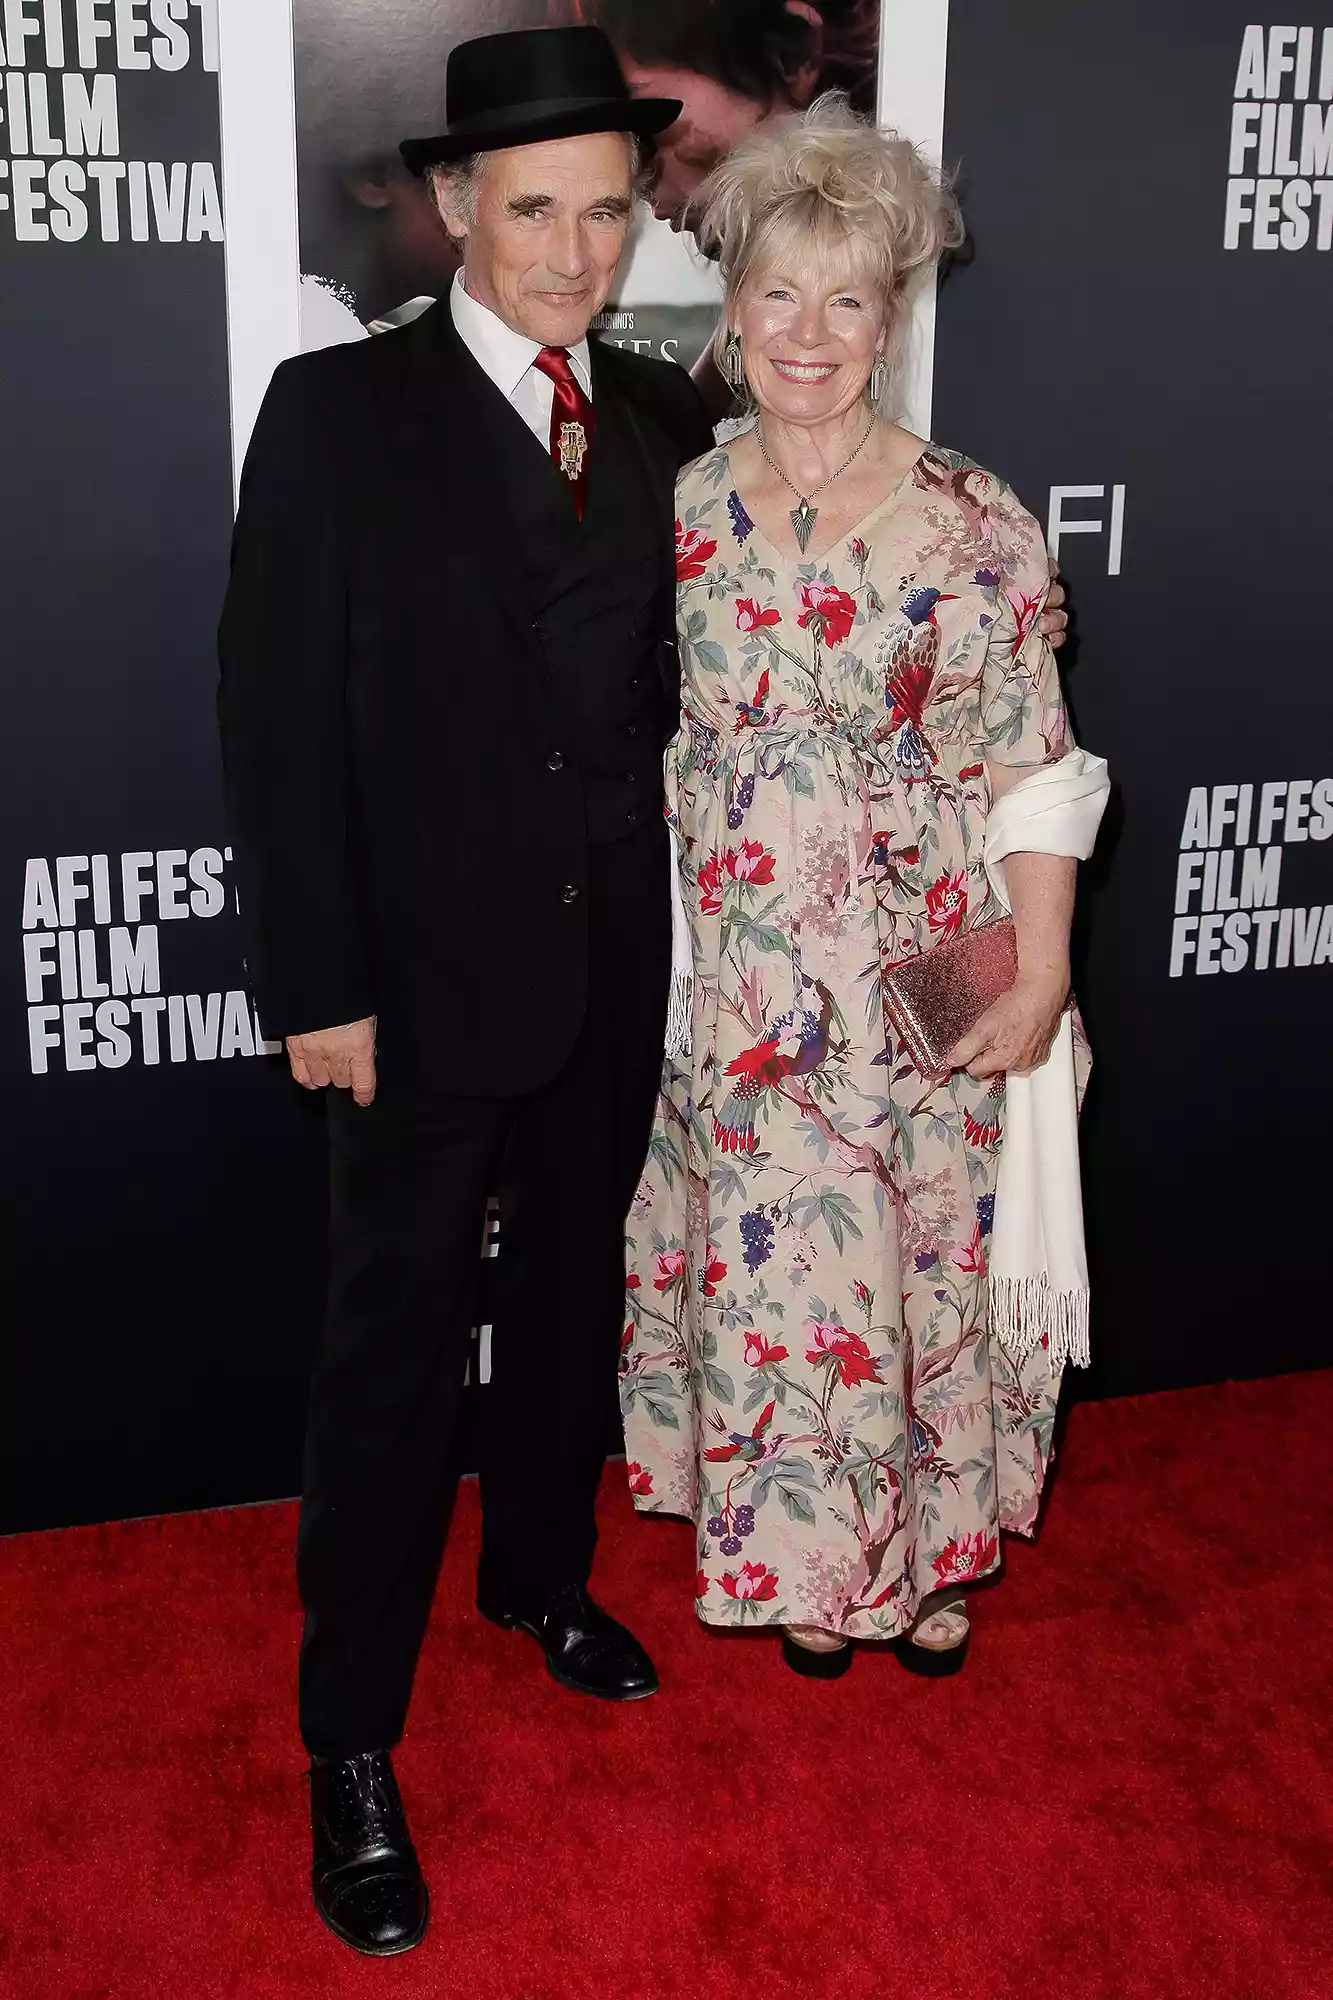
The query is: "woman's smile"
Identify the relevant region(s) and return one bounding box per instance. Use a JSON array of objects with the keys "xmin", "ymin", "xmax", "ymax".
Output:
[{"xmin": 768, "ymin": 359, "xmax": 840, "ymax": 382}]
